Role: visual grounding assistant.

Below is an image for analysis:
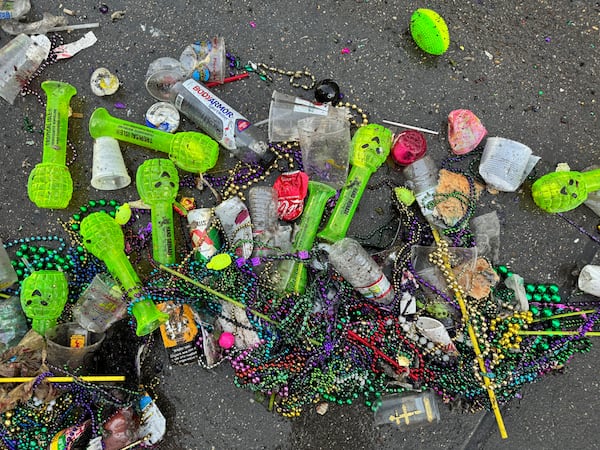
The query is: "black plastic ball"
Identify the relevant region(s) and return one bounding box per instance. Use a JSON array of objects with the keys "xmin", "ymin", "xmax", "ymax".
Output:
[{"xmin": 315, "ymin": 79, "xmax": 341, "ymax": 104}]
